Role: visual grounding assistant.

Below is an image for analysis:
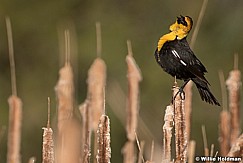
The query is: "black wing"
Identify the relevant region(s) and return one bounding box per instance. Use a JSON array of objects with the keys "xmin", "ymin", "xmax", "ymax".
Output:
[{"xmin": 172, "ymin": 38, "xmax": 210, "ymax": 84}]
